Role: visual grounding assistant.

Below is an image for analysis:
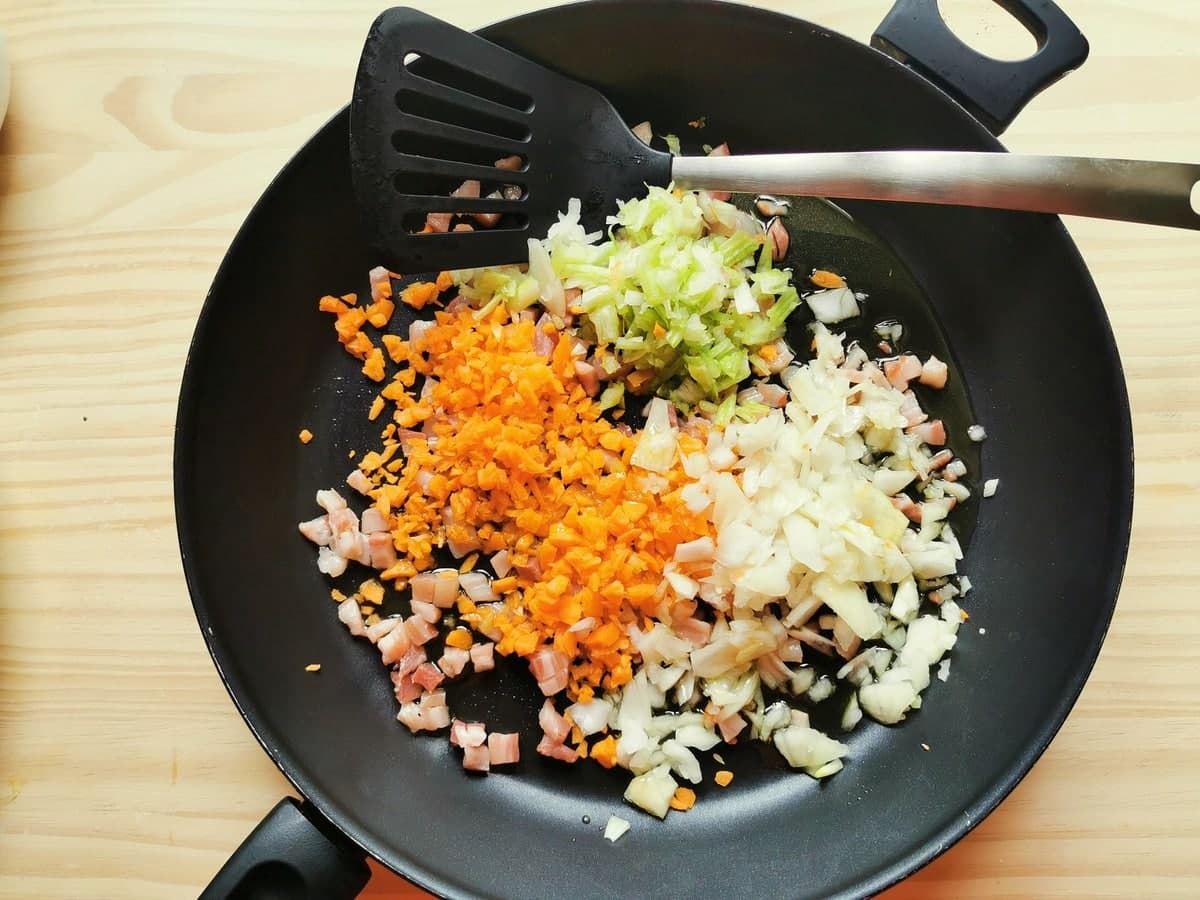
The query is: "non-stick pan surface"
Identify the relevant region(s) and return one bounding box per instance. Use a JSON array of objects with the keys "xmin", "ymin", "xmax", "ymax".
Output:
[{"xmin": 175, "ymin": 2, "xmax": 1133, "ymax": 897}]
